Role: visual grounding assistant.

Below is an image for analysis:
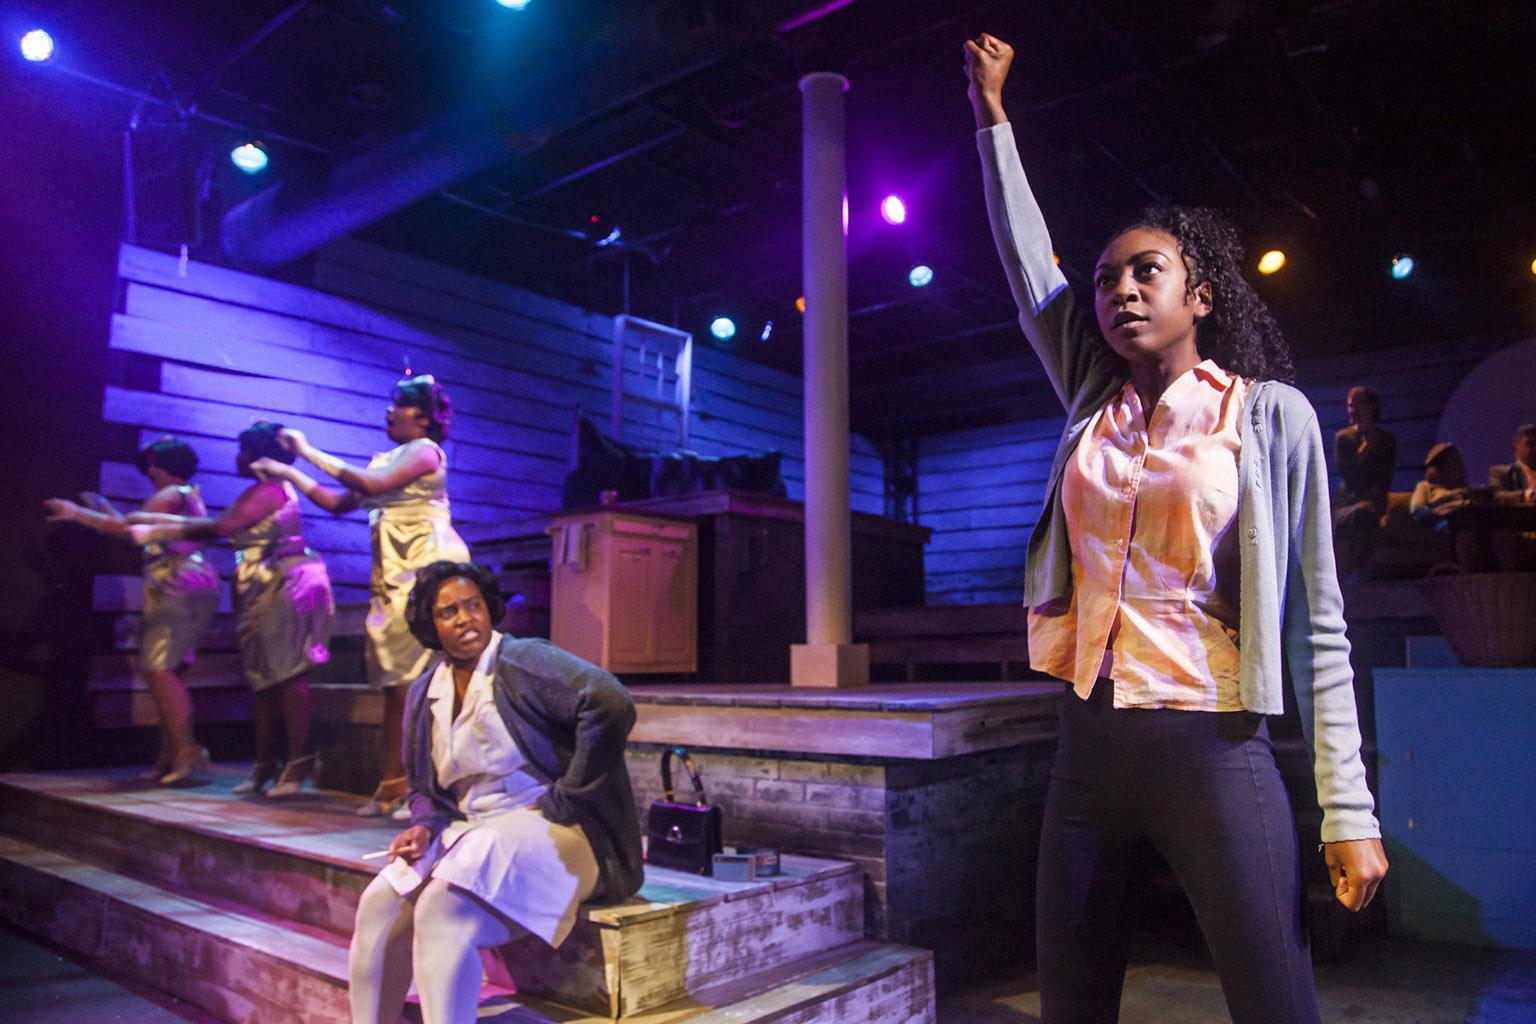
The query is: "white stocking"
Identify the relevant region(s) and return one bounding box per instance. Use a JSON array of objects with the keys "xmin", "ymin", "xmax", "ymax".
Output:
[
  {"xmin": 349, "ymin": 873, "xmax": 417, "ymax": 1024},
  {"xmin": 412, "ymin": 879, "xmax": 514, "ymax": 1024}
]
